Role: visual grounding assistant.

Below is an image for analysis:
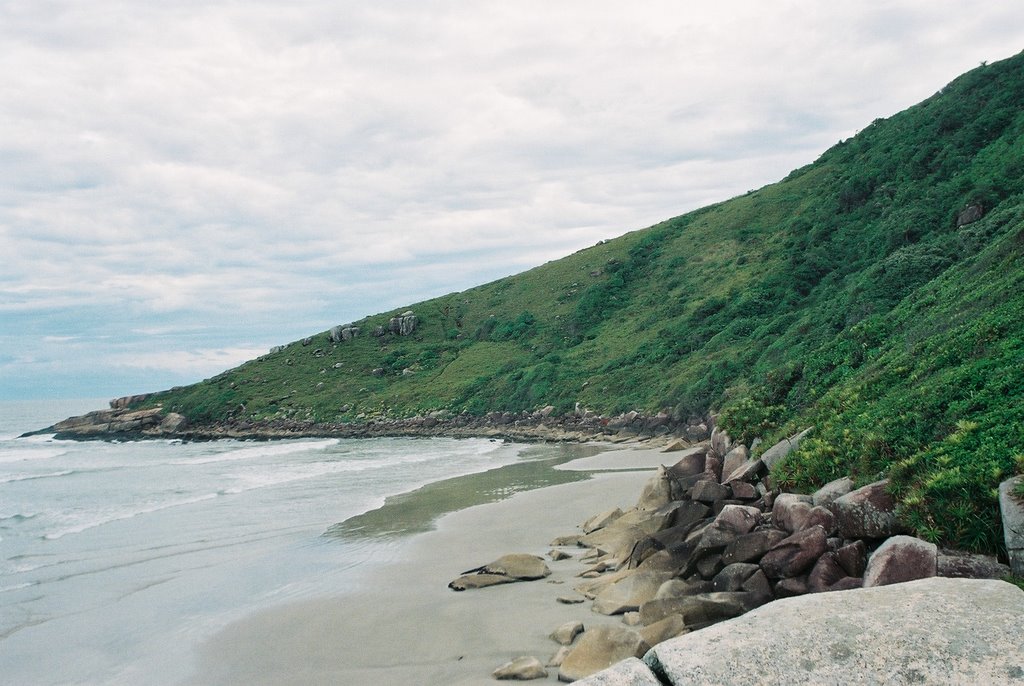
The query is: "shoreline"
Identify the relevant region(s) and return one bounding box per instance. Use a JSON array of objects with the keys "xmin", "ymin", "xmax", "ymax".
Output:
[{"xmin": 186, "ymin": 459, "xmax": 661, "ymax": 685}]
